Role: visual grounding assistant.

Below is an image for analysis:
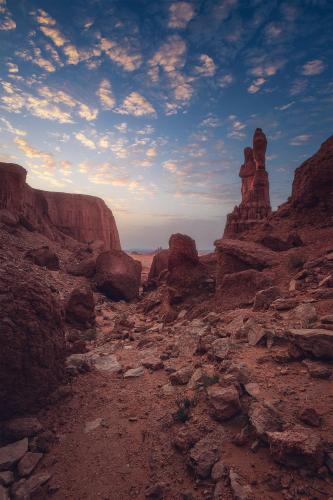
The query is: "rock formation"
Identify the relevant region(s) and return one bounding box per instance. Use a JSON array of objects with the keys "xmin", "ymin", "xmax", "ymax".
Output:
[
  {"xmin": 223, "ymin": 128, "xmax": 271, "ymax": 238},
  {"xmin": 0, "ymin": 262, "xmax": 65, "ymax": 419},
  {"xmin": 280, "ymin": 134, "xmax": 333, "ymax": 214},
  {"xmin": 167, "ymin": 233, "xmax": 207, "ymax": 297},
  {"xmin": 95, "ymin": 250, "xmax": 142, "ymax": 301},
  {"xmin": 0, "ymin": 162, "xmax": 121, "ymax": 250}
]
